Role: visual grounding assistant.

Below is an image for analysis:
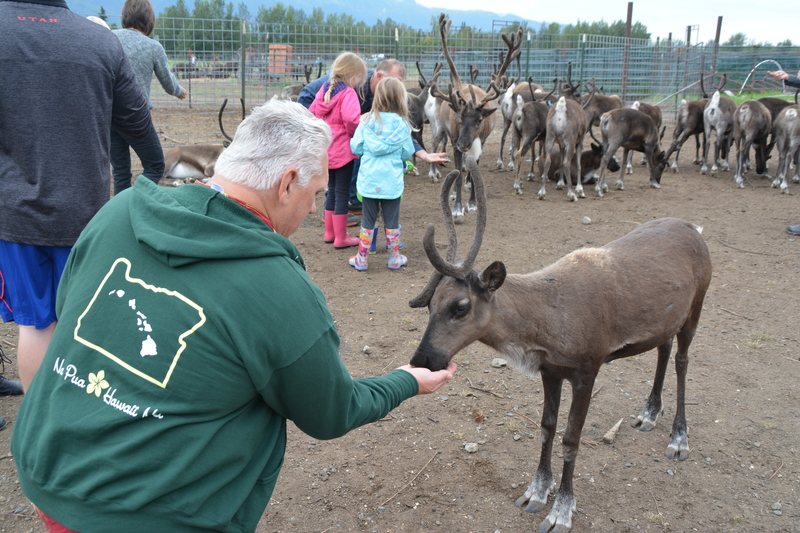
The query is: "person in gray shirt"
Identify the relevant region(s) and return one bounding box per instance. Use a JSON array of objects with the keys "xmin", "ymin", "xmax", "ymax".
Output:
[
  {"xmin": 0, "ymin": 0, "xmax": 152, "ymax": 399},
  {"xmin": 111, "ymin": 0, "xmax": 187, "ymax": 194}
]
